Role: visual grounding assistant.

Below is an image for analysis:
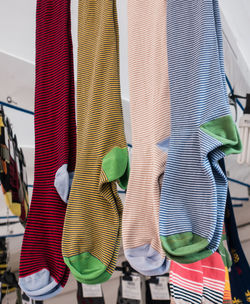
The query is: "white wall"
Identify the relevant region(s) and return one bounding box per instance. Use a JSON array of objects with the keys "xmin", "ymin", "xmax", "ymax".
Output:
[
  {"xmin": 220, "ymin": 0, "xmax": 250, "ymax": 95},
  {"xmin": 0, "ymin": 0, "xmax": 129, "ymax": 100},
  {"xmin": 0, "ymin": 0, "xmax": 36, "ymax": 63},
  {"xmin": 0, "ymin": 0, "xmax": 129, "ymax": 148},
  {"xmin": 220, "ymin": 0, "xmax": 250, "ymax": 70}
]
